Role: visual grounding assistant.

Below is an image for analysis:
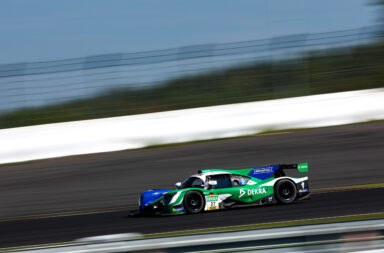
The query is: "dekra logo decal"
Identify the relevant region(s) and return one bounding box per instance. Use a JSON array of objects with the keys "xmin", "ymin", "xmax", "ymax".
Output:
[{"xmin": 239, "ymin": 188, "xmax": 267, "ymax": 198}]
